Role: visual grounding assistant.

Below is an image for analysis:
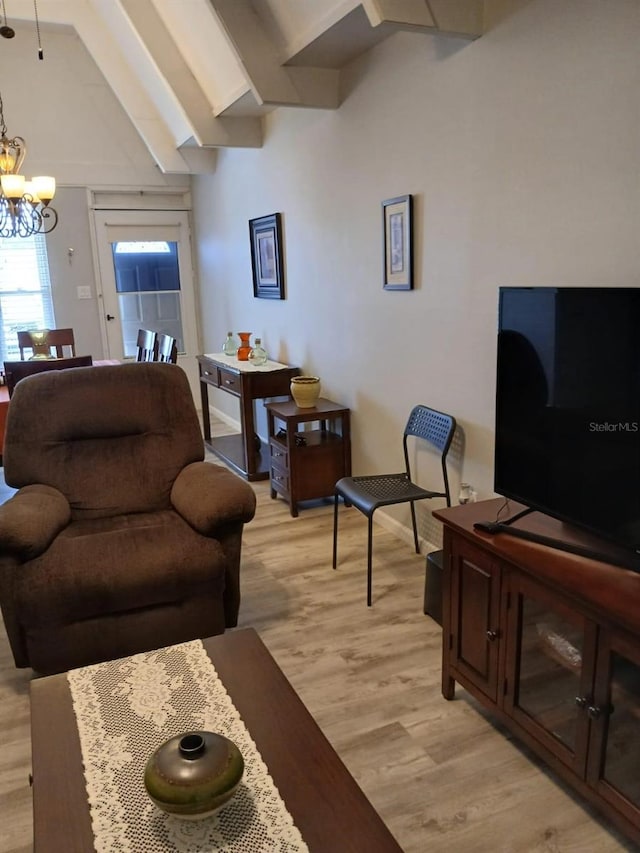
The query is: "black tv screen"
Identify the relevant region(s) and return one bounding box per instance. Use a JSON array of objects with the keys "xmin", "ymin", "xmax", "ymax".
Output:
[{"xmin": 495, "ymin": 287, "xmax": 640, "ymax": 557}]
